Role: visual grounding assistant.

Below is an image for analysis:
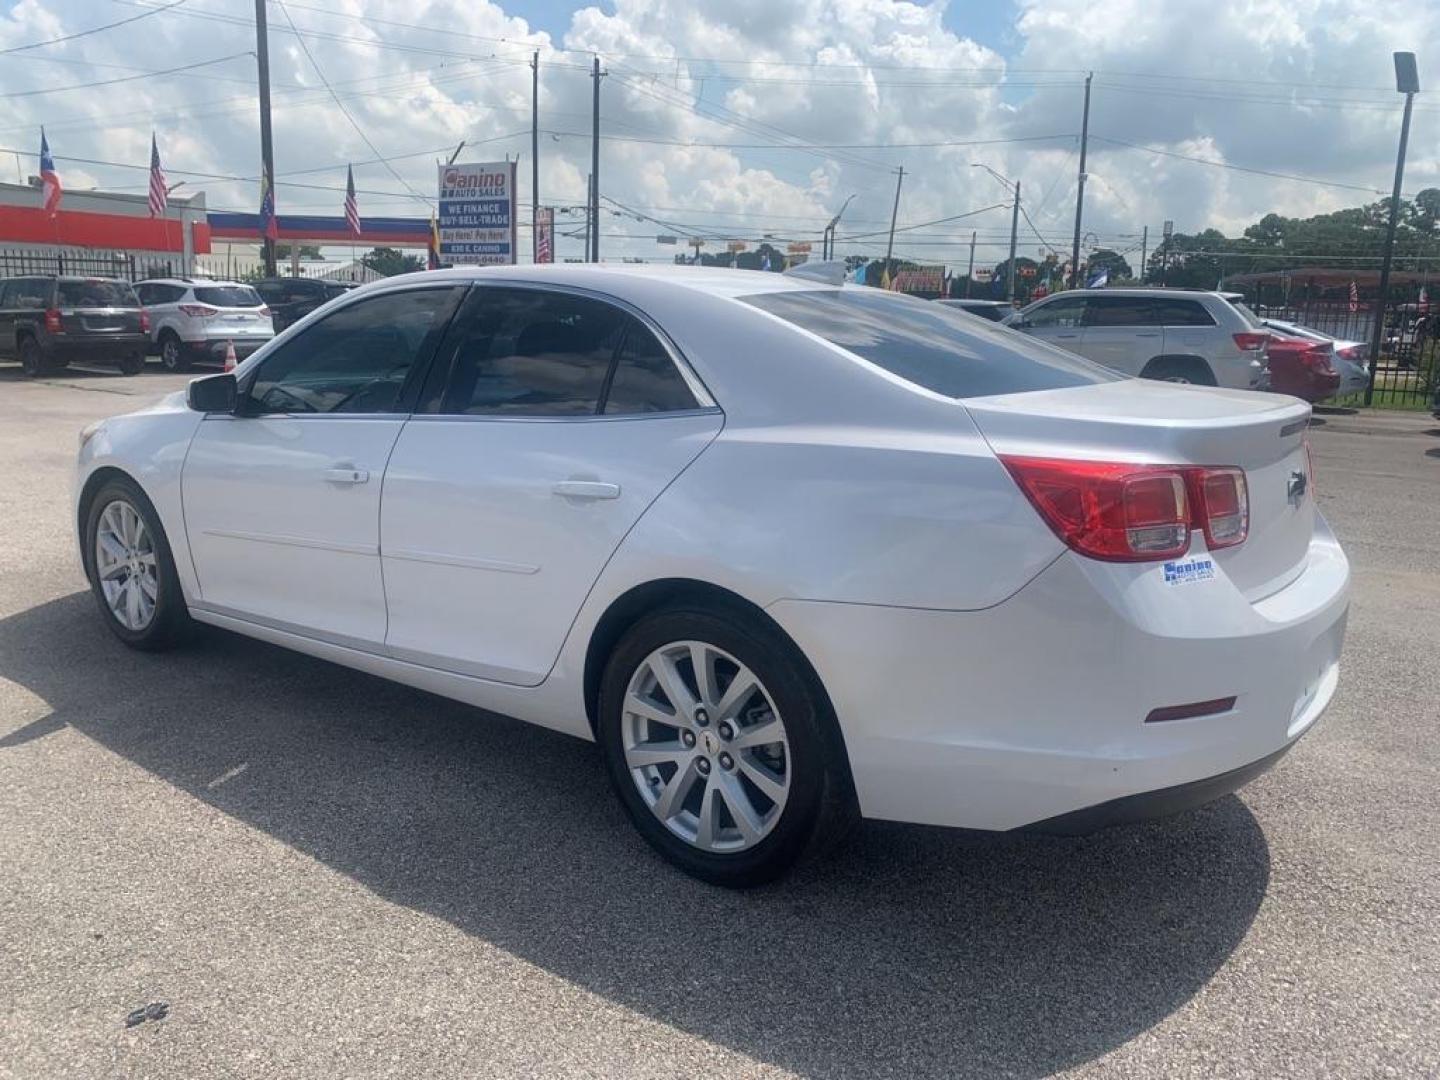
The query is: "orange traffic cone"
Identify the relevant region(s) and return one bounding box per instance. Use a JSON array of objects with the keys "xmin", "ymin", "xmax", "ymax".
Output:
[{"xmin": 223, "ymin": 340, "xmax": 237, "ymax": 372}]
